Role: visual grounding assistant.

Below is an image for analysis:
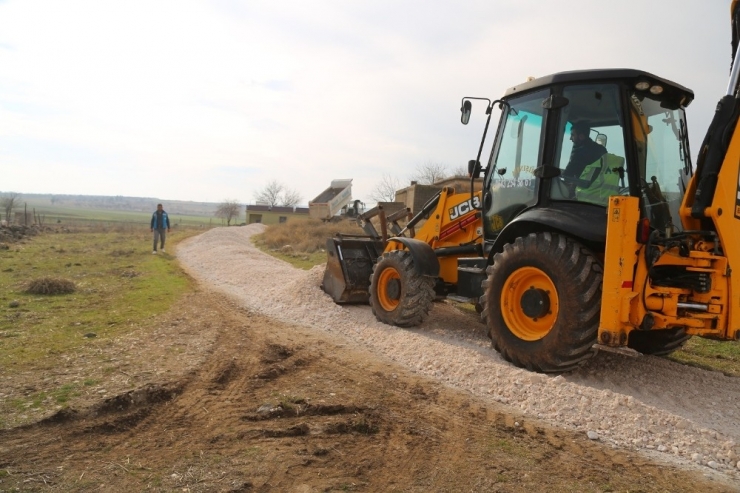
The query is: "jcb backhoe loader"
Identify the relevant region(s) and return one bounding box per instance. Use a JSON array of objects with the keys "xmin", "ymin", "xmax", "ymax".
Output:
[
  {"xmin": 322, "ymin": 187, "xmax": 485, "ymax": 326},
  {"xmin": 322, "ymin": 3, "xmax": 740, "ymax": 373}
]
